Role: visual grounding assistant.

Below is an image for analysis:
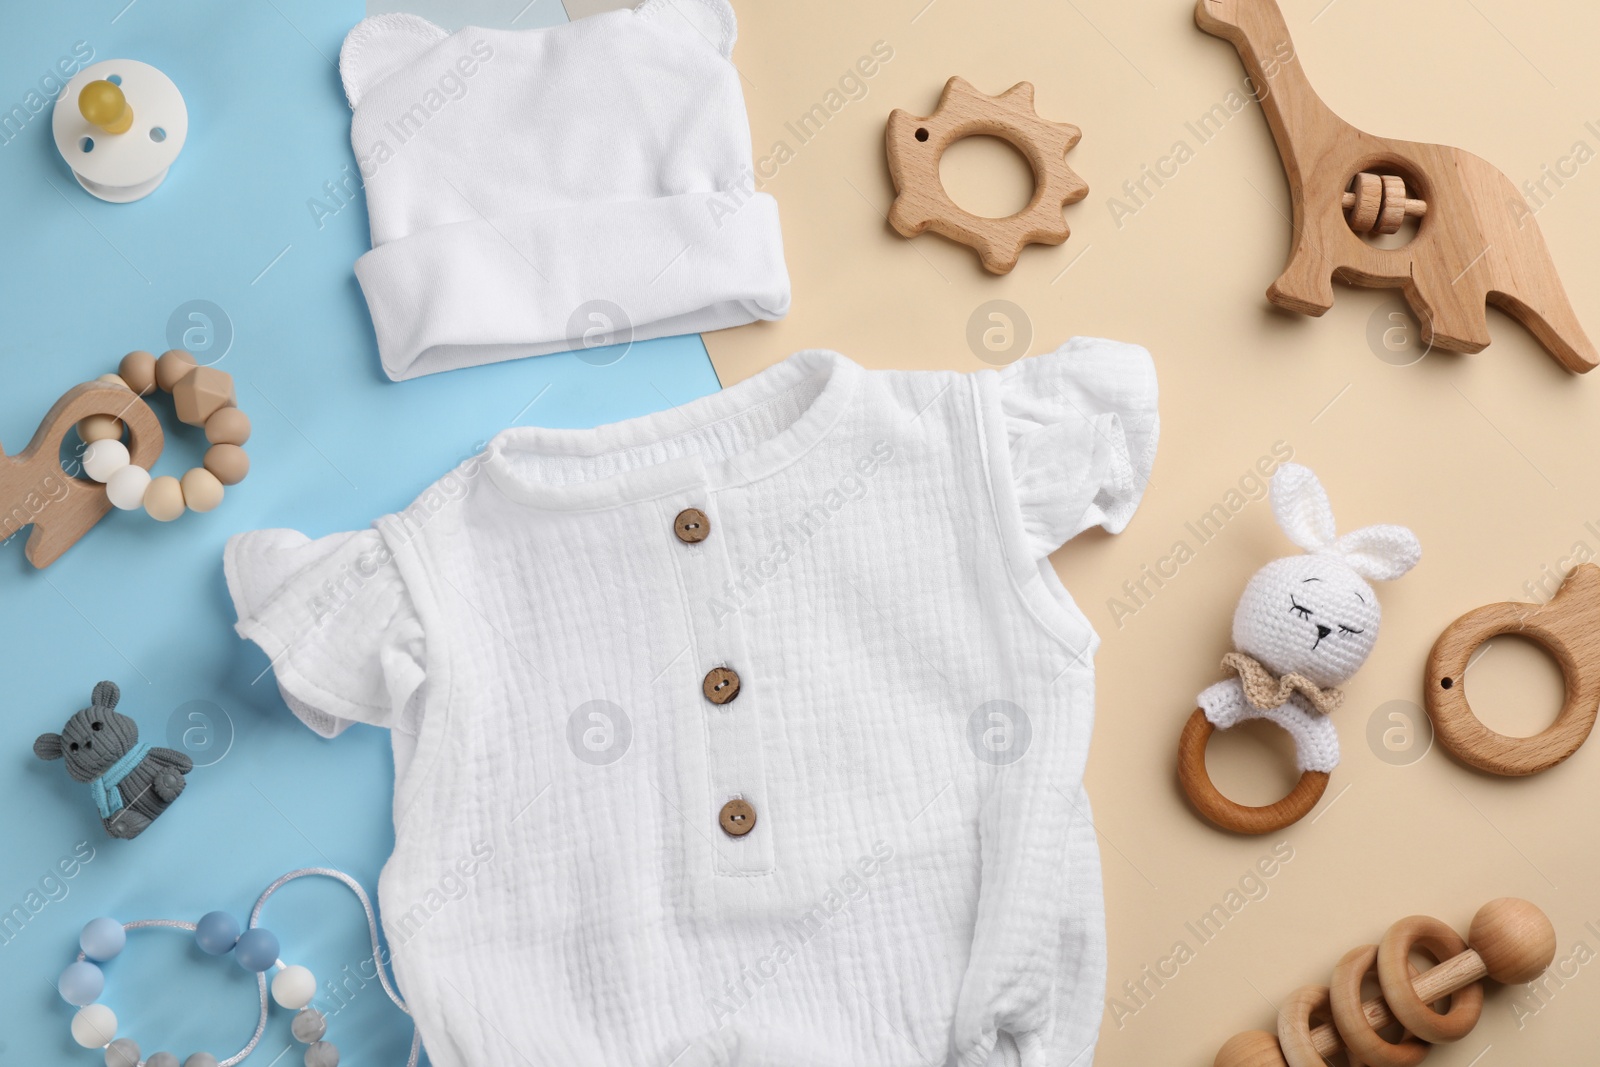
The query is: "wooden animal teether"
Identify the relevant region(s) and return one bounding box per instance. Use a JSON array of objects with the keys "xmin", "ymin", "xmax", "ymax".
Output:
[
  {"xmin": 885, "ymin": 77, "xmax": 1088, "ymax": 274},
  {"xmin": 1, "ymin": 381, "xmax": 162, "ymax": 569},
  {"xmin": 1213, "ymin": 898, "xmax": 1555, "ymax": 1067},
  {"xmin": 1178, "ymin": 464, "xmax": 1420, "ymax": 834},
  {"xmin": 1425, "ymin": 563, "xmax": 1600, "ymax": 776},
  {"xmin": 1195, "ymin": 0, "xmax": 1597, "ymax": 373}
]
